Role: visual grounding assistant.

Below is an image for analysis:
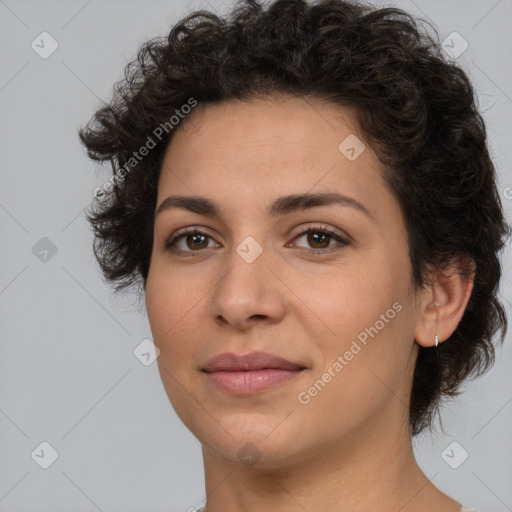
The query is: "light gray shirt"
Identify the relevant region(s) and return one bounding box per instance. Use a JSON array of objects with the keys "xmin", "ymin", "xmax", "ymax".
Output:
[{"xmin": 195, "ymin": 505, "xmax": 478, "ymax": 511}]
